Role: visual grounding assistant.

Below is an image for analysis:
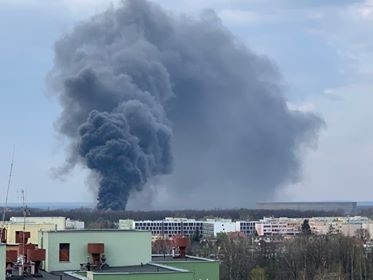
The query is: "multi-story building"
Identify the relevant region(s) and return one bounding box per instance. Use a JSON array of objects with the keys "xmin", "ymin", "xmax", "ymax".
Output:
[
  {"xmin": 9, "ymin": 216, "xmax": 67, "ymax": 230},
  {"xmin": 39, "ymin": 230, "xmax": 151, "ymax": 272},
  {"xmin": 125, "ymin": 218, "xmax": 257, "ymax": 238},
  {"xmin": 202, "ymin": 219, "xmax": 237, "ymax": 237},
  {"xmin": 32, "ymin": 229, "xmax": 220, "ymax": 280},
  {"xmin": 3, "ymin": 216, "xmax": 85, "ymax": 244},
  {"xmin": 130, "ymin": 218, "xmax": 203, "ymax": 238},
  {"xmin": 9, "ymin": 216, "xmax": 85, "ymax": 230},
  {"xmin": 236, "ymin": 221, "xmax": 257, "ymax": 236},
  {"xmin": 255, "ymin": 217, "xmax": 301, "ymax": 236}
]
